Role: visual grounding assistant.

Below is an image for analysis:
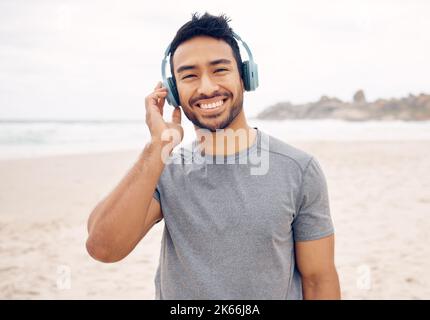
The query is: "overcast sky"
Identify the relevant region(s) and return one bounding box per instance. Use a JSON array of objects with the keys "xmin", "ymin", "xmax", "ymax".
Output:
[{"xmin": 0, "ymin": 0, "xmax": 429, "ymax": 120}]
